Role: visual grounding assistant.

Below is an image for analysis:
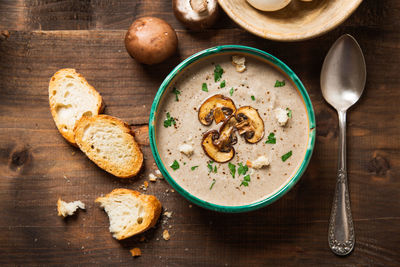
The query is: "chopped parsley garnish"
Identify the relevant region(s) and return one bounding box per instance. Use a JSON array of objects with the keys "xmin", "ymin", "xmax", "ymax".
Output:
[
  {"xmin": 210, "ymin": 179, "xmax": 216, "ymax": 190},
  {"xmin": 172, "ymin": 87, "xmax": 180, "ymax": 101},
  {"xmin": 207, "ymin": 161, "xmax": 217, "ymax": 173},
  {"xmin": 170, "ymin": 160, "xmax": 179, "ymax": 170},
  {"xmin": 202, "ymin": 83, "xmax": 208, "ymax": 92},
  {"xmin": 229, "ymin": 87, "xmax": 234, "ymax": 96},
  {"xmin": 220, "ymin": 80, "xmax": 226, "ymax": 88},
  {"xmin": 286, "ymin": 108, "xmax": 292, "ymax": 118},
  {"xmin": 214, "ymin": 64, "xmax": 224, "ymax": 82},
  {"xmin": 207, "ymin": 161, "xmax": 213, "ymax": 173},
  {"xmin": 191, "ymin": 166, "xmax": 199, "ymax": 171},
  {"xmin": 281, "ymin": 151, "xmax": 293, "ymax": 162},
  {"xmin": 240, "ymin": 175, "xmax": 251, "ymax": 187},
  {"xmin": 265, "ymin": 132, "xmax": 276, "ymax": 144},
  {"xmin": 274, "ymin": 80, "xmax": 285, "ymax": 87},
  {"xmin": 228, "ymin": 162, "xmax": 236, "ymax": 178},
  {"xmin": 251, "ymin": 95, "xmax": 255, "ymax": 101},
  {"xmin": 238, "ymin": 162, "xmax": 248, "ymax": 176},
  {"xmin": 163, "ymin": 112, "xmax": 176, "ymax": 128}
]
